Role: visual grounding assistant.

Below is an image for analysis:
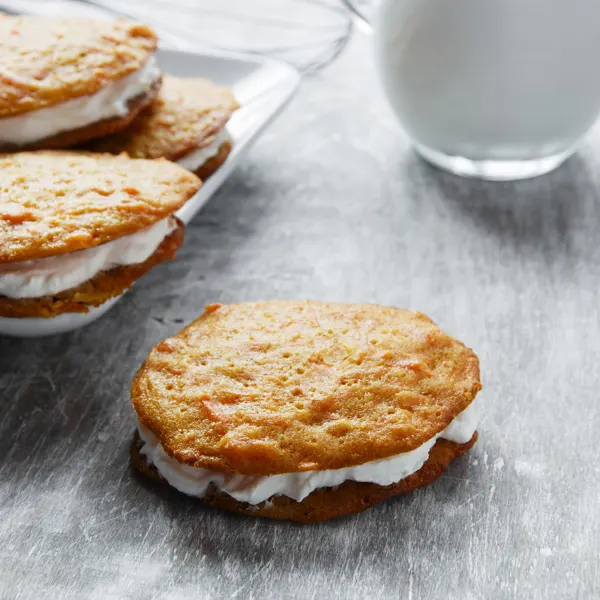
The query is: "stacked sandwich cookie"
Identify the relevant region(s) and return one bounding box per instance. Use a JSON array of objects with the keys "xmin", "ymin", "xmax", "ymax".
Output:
[
  {"xmin": 0, "ymin": 15, "xmax": 240, "ymax": 335},
  {"xmin": 0, "ymin": 16, "xmax": 161, "ymax": 150},
  {"xmin": 0, "ymin": 152, "xmax": 200, "ymax": 321},
  {"xmin": 90, "ymin": 75, "xmax": 239, "ymax": 180},
  {"xmin": 0, "ymin": 16, "xmax": 239, "ymax": 180},
  {"xmin": 130, "ymin": 300, "xmax": 482, "ymax": 523}
]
